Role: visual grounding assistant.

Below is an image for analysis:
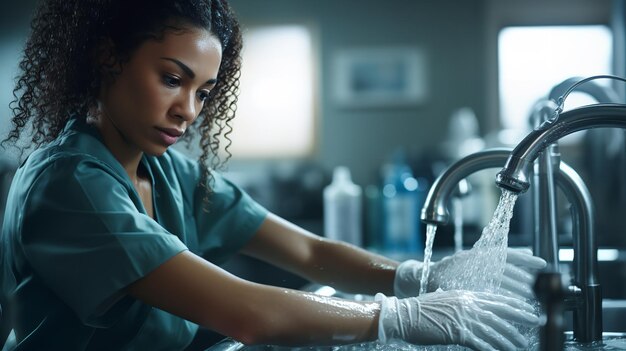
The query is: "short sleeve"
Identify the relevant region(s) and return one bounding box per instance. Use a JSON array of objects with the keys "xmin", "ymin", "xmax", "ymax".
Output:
[
  {"xmin": 195, "ymin": 173, "xmax": 268, "ymax": 263},
  {"xmin": 21, "ymin": 156, "xmax": 188, "ymax": 325},
  {"xmin": 166, "ymin": 149, "xmax": 268, "ymax": 264}
]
